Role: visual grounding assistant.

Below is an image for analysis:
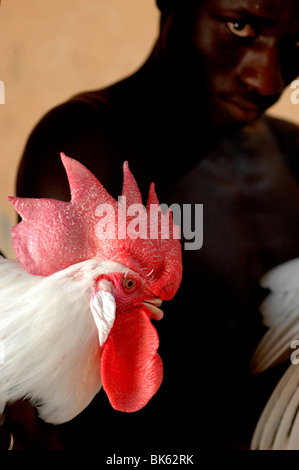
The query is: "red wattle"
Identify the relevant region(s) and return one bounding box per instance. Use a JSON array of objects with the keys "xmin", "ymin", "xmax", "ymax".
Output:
[{"xmin": 101, "ymin": 307, "xmax": 163, "ymax": 412}]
